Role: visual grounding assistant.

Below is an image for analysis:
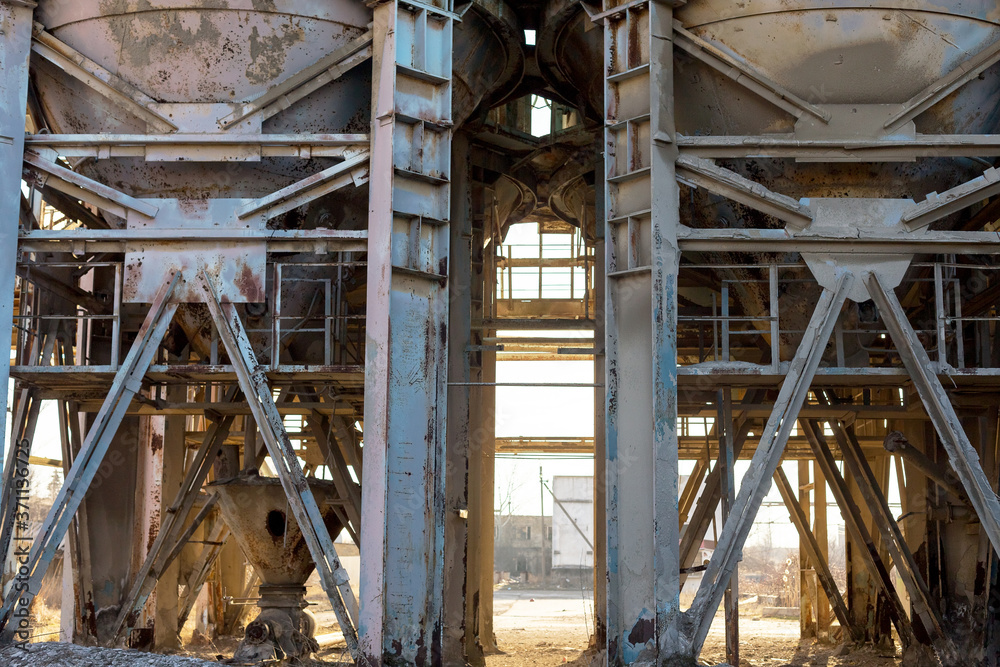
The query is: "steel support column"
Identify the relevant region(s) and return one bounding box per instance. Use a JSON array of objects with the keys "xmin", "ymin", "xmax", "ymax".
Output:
[
  {"xmin": 601, "ymin": 0, "xmax": 683, "ymax": 662},
  {"xmin": 593, "ymin": 152, "xmax": 607, "ymax": 649},
  {"xmin": 361, "ymin": 0, "xmax": 454, "ymax": 663},
  {"xmin": 686, "ymin": 276, "xmax": 852, "ymax": 656},
  {"xmin": 447, "ymin": 131, "xmax": 476, "ymax": 664},
  {"xmin": 867, "ymin": 271, "xmax": 1000, "ymax": 557},
  {"xmin": 0, "ymin": 1, "xmax": 32, "ymax": 469},
  {"xmin": 717, "ymin": 390, "xmax": 738, "ymax": 667}
]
